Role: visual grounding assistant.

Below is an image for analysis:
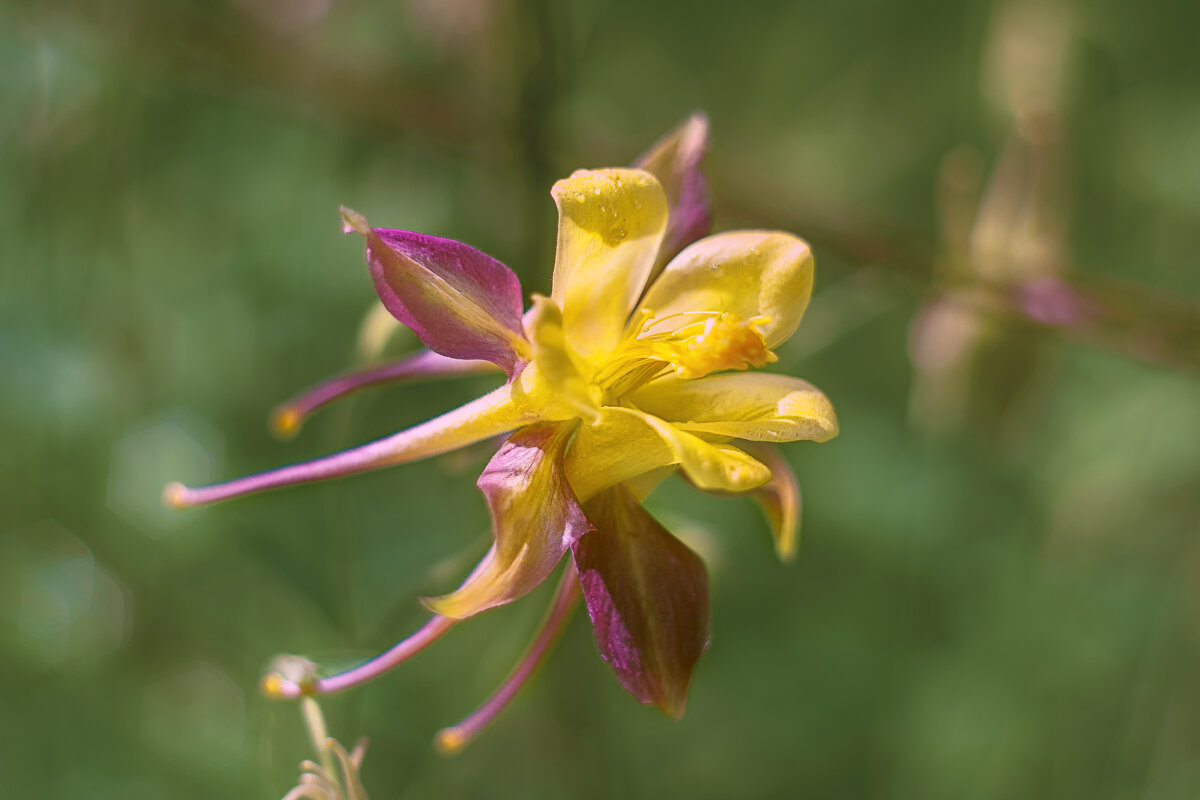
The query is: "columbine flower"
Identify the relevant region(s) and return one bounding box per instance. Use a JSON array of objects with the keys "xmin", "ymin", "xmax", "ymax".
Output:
[{"xmin": 165, "ymin": 116, "xmax": 837, "ymax": 752}]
